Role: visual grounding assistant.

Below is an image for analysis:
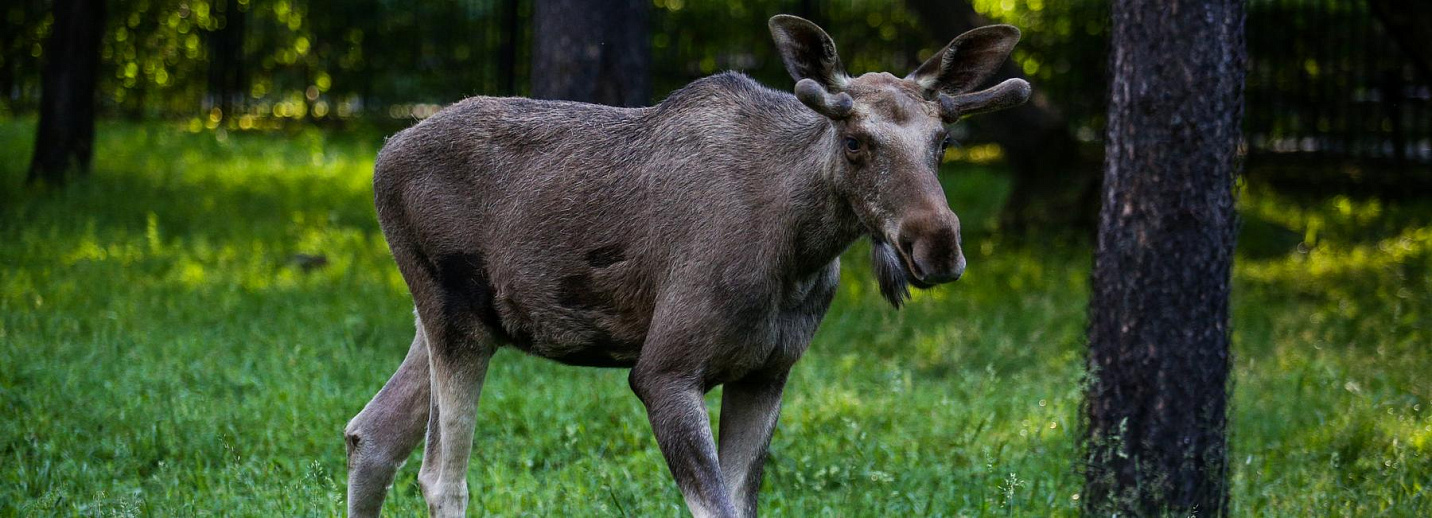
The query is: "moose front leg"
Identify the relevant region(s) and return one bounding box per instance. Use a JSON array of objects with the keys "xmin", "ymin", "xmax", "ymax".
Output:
[
  {"xmin": 629, "ymin": 367, "xmax": 739, "ymax": 518},
  {"xmin": 717, "ymin": 369, "xmax": 789, "ymax": 518}
]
